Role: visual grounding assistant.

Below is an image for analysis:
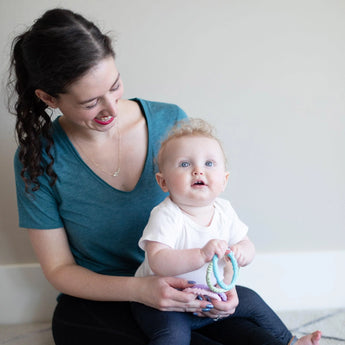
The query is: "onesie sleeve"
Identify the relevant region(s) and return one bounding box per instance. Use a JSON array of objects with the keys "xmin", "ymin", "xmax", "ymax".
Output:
[
  {"xmin": 216, "ymin": 198, "xmax": 248, "ymax": 246},
  {"xmin": 138, "ymin": 198, "xmax": 181, "ymax": 250},
  {"xmin": 228, "ymin": 211, "xmax": 248, "ymax": 246},
  {"xmin": 14, "ymin": 150, "xmax": 63, "ymax": 229}
]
